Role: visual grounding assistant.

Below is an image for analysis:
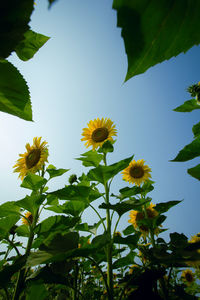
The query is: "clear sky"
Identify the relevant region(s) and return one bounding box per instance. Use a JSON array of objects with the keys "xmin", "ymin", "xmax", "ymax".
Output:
[{"xmin": 4, "ymin": 0, "xmax": 200, "ymax": 241}]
